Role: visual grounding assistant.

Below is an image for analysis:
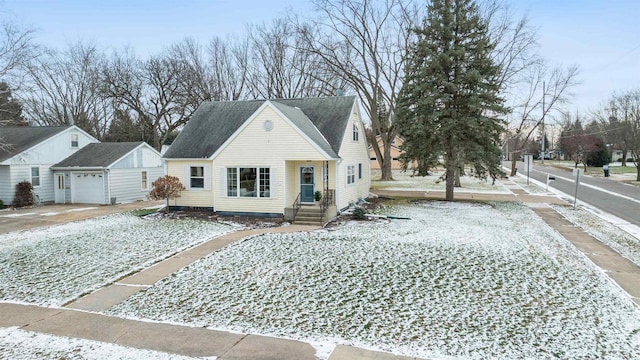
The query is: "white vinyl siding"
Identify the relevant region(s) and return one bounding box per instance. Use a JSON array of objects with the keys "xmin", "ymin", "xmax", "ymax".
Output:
[
  {"xmin": 165, "ymin": 160, "xmax": 213, "ymax": 208},
  {"xmin": 109, "ymin": 167, "xmax": 163, "ymax": 204},
  {"xmin": 213, "ymin": 105, "xmax": 328, "ymax": 214},
  {"xmin": 336, "ymin": 105, "xmax": 371, "ymax": 210},
  {"xmin": 0, "ymin": 165, "xmax": 11, "ymax": 205}
]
